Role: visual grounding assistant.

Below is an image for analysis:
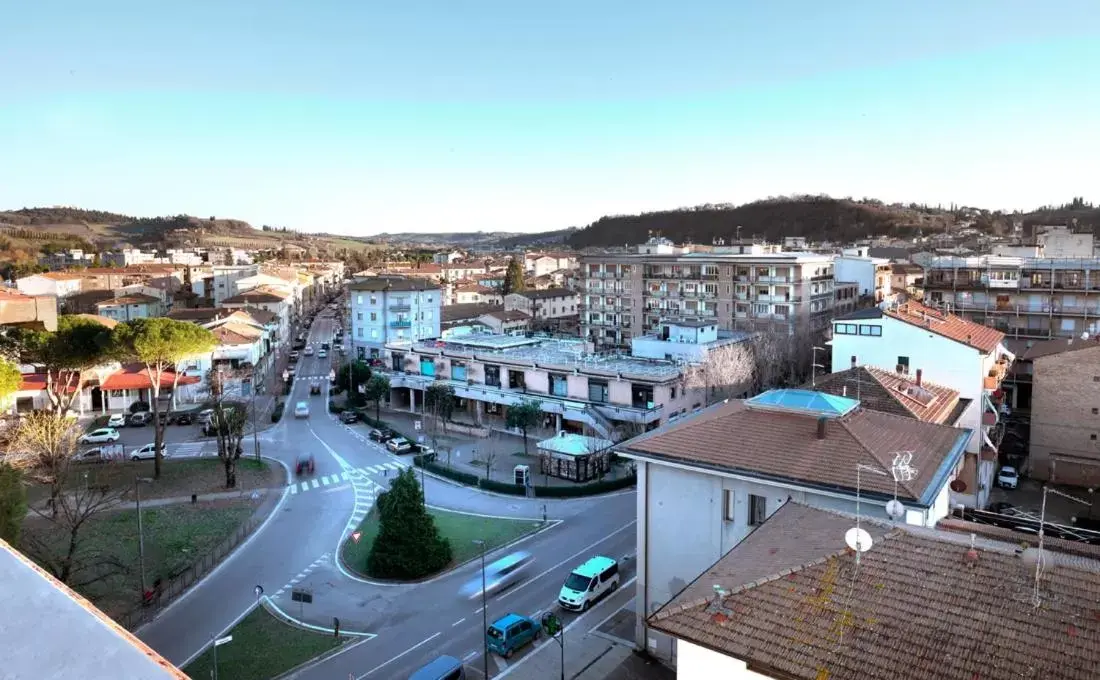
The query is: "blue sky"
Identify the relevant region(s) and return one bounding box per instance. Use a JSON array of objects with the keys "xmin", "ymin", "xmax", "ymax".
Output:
[{"xmin": 2, "ymin": 1, "xmax": 1098, "ymax": 234}]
